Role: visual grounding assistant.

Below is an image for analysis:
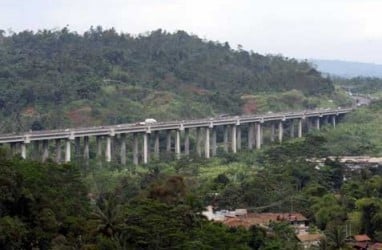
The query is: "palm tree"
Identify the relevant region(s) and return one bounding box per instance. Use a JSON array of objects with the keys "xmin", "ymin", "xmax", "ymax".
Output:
[
  {"xmin": 90, "ymin": 195, "xmax": 125, "ymax": 238},
  {"xmin": 325, "ymin": 223, "xmax": 350, "ymax": 250}
]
